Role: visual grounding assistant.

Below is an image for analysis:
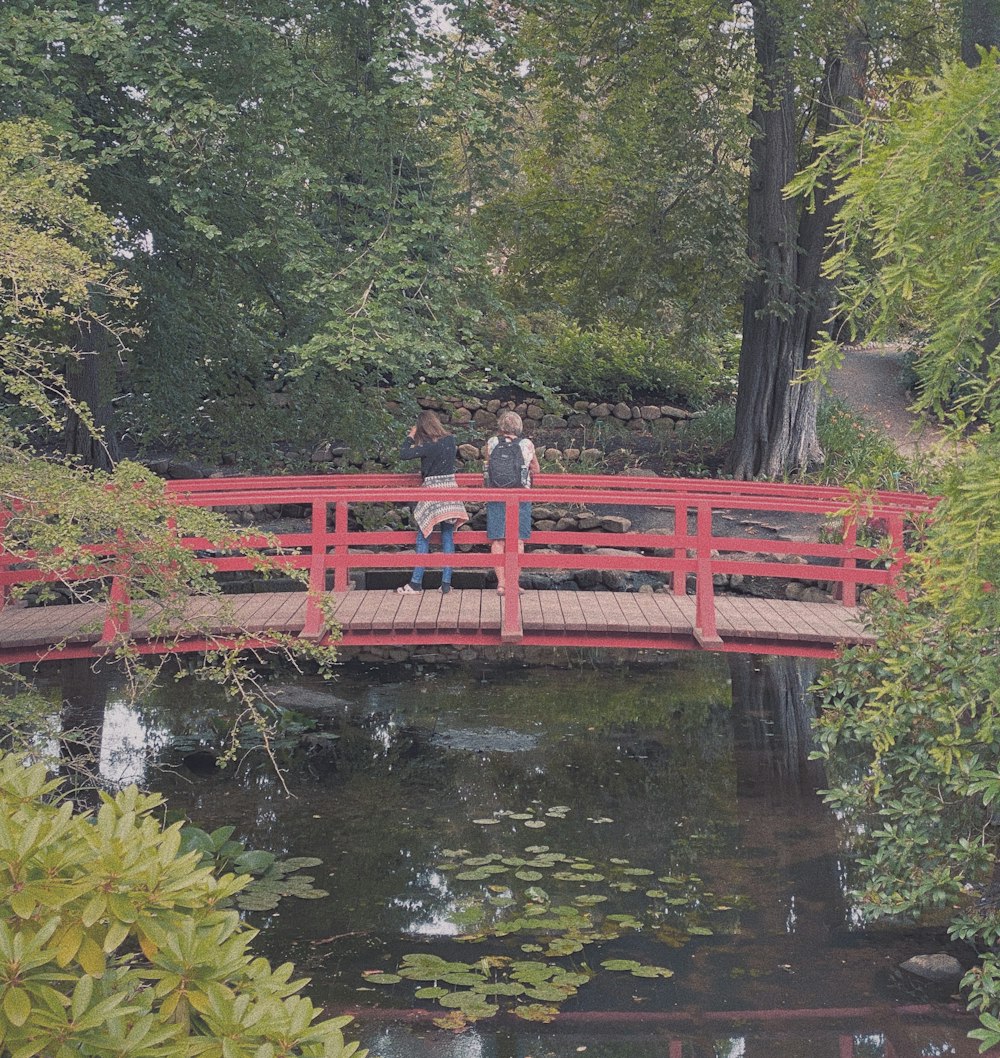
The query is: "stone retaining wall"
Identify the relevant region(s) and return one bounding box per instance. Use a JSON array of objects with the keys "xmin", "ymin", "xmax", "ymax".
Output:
[{"xmin": 310, "ymin": 394, "xmax": 700, "ymax": 468}]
